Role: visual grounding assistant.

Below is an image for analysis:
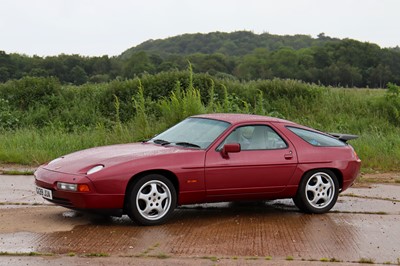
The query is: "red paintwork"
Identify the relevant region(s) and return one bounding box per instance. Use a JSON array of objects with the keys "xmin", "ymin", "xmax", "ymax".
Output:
[{"xmin": 34, "ymin": 114, "xmax": 361, "ymax": 214}]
